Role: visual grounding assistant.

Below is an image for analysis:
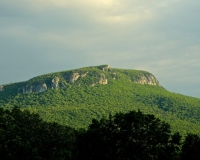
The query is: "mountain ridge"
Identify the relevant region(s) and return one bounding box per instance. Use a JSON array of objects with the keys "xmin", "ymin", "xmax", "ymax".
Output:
[
  {"xmin": 0, "ymin": 64, "xmax": 160, "ymax": 94},
  {"xmin": 0, "ymin": 65, "xmax": 200, "ymax": 136}
]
